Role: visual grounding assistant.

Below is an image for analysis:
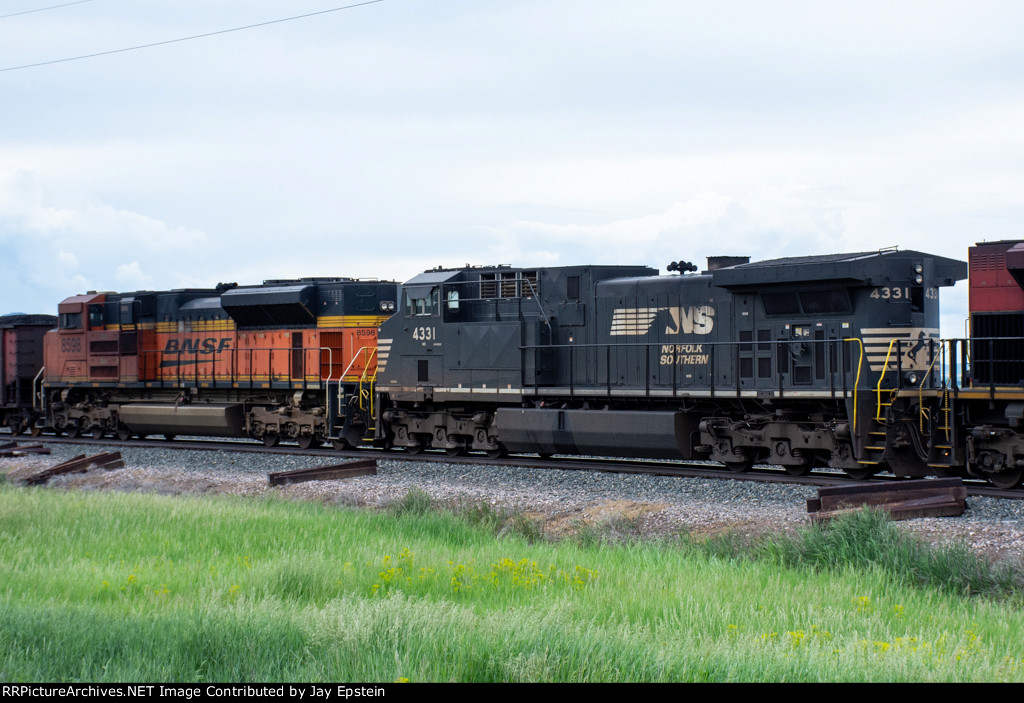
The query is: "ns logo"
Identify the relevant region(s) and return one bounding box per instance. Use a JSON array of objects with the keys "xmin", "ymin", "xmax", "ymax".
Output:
[{"xmin": 610, "ymin": 305, "xmax": 715, "ymax": 337}]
